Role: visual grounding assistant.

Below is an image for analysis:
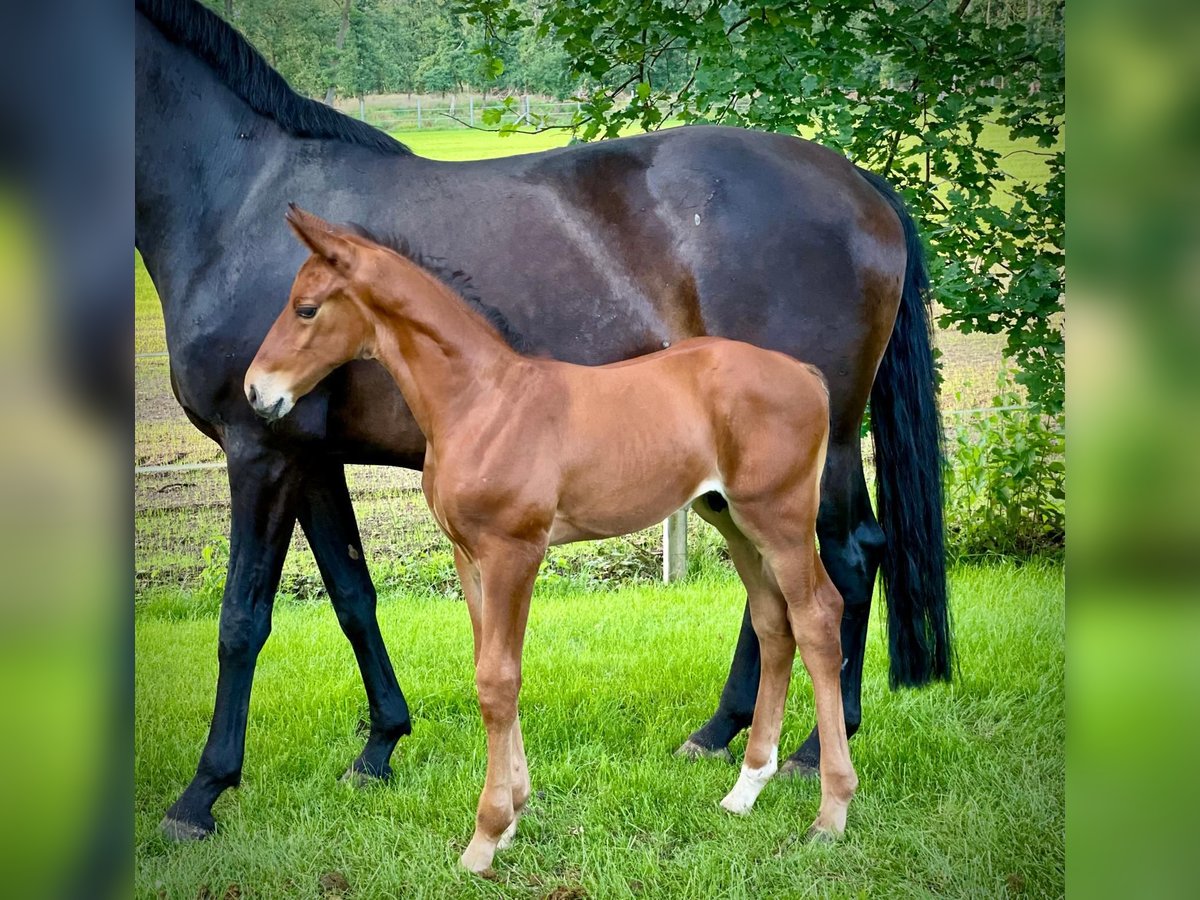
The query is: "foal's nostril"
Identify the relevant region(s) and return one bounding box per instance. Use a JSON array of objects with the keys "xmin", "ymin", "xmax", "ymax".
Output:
[{"xmin": 247, "ymin": 384, "xmax": 258, "ymax": 407}]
